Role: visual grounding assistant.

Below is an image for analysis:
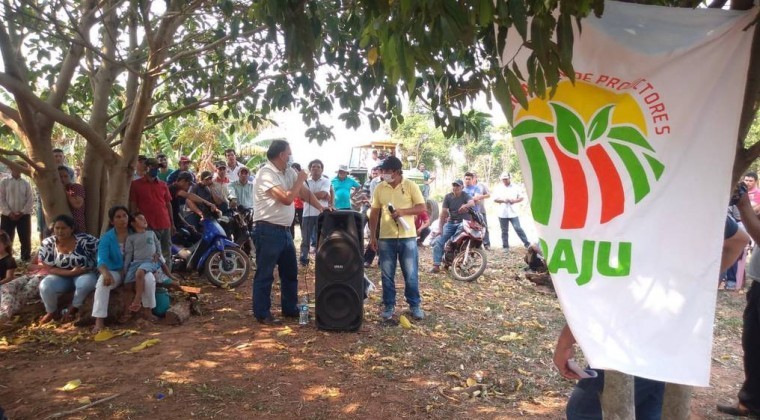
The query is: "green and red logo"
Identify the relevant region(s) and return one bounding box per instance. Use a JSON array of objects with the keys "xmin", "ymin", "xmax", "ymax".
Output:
[{"xmin": 513, "ymin": 80, "xmax": 665, "ymax": 229}]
